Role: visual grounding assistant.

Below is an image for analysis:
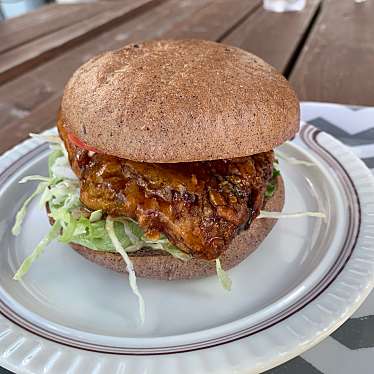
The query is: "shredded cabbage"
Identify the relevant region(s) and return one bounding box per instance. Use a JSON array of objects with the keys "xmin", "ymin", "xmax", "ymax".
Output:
[
  {"xmin": 19, "ymin": 175, "xmax": 50, "ymax": 183},
  {"xmin": 89, "ymin": 210, "xmax": 102, "ymax": 223},
  {"xmin": 50, "ymin": 156, "xmax": 77, "ymax": 180},
  {"xmin": 30, "ymin": 132, "xmax": 69, "ymax": 160},
  {"xmin": 215, "ymin": 258, "xmax": 232, "ymax": 291},
  {"xmin": 30, "ymin": 133, "xmax": 61, "ymax": 144},
  {"xmin": 12, "ymin": 133, "xmax": 325, "ymax": 304},
  {"xmin": 275, "ymin": 150, "xmax": 316, "ymax": 167},
  {"xmin": 11, "ymin": 135, "xmax": 192, "ymax": 303},
  {"xmin": 14, "ymin": 146, "xmax": 179, "ymax": 256},
  {"xmin": 13, "ymin": 221, "xmax": 62, "ymax": 280},
  {"xmin": 106, "ymin": 217, "xmax": 145, "ymax": 324},
  {"xmin": 150, "ymin": 241, "xmax": 192, "ymax": 261},
  {"xmin": 12, "ymin": 182, "xmax": 48, "ymax": 236},
  {"xmin": 258, "ymin": 210, "xmax": 326, "ymax": 219}
]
